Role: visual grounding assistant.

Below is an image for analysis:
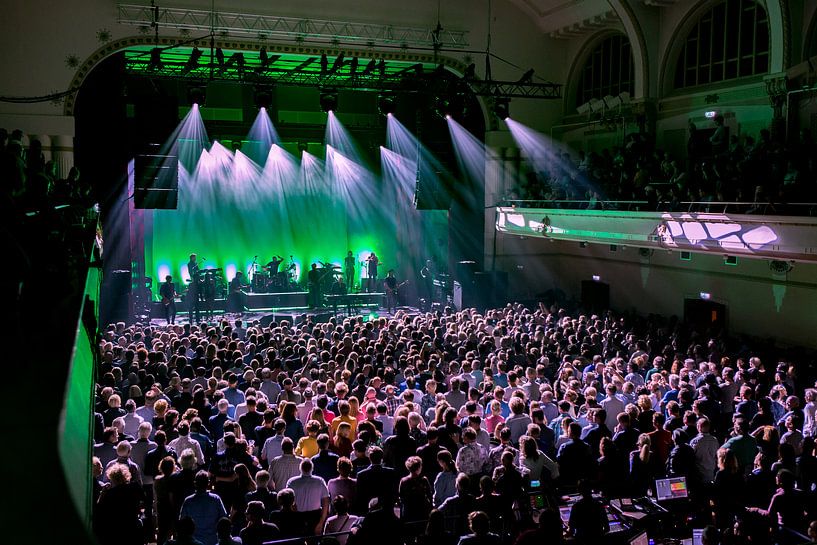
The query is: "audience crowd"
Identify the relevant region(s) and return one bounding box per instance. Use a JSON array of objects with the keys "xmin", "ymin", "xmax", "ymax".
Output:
[
  {"xmin": 508, "ymin": 119, "xmax": 817, "ymax": 215},
  {"xmin": 92, "ymin": 304, "xmax": 817, "ymax": 545}
]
